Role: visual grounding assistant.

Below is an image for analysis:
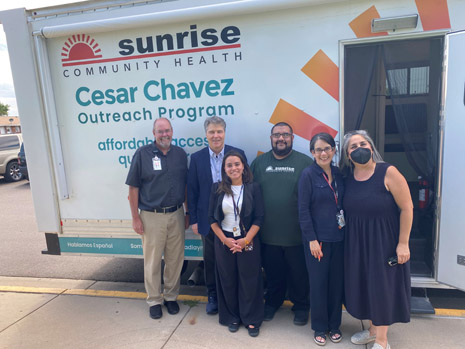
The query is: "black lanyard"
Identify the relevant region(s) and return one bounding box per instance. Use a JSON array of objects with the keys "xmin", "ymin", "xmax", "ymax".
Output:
[{"xmin": 232, "ymin": 185, "xmax": 244, "ymax": 222}]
